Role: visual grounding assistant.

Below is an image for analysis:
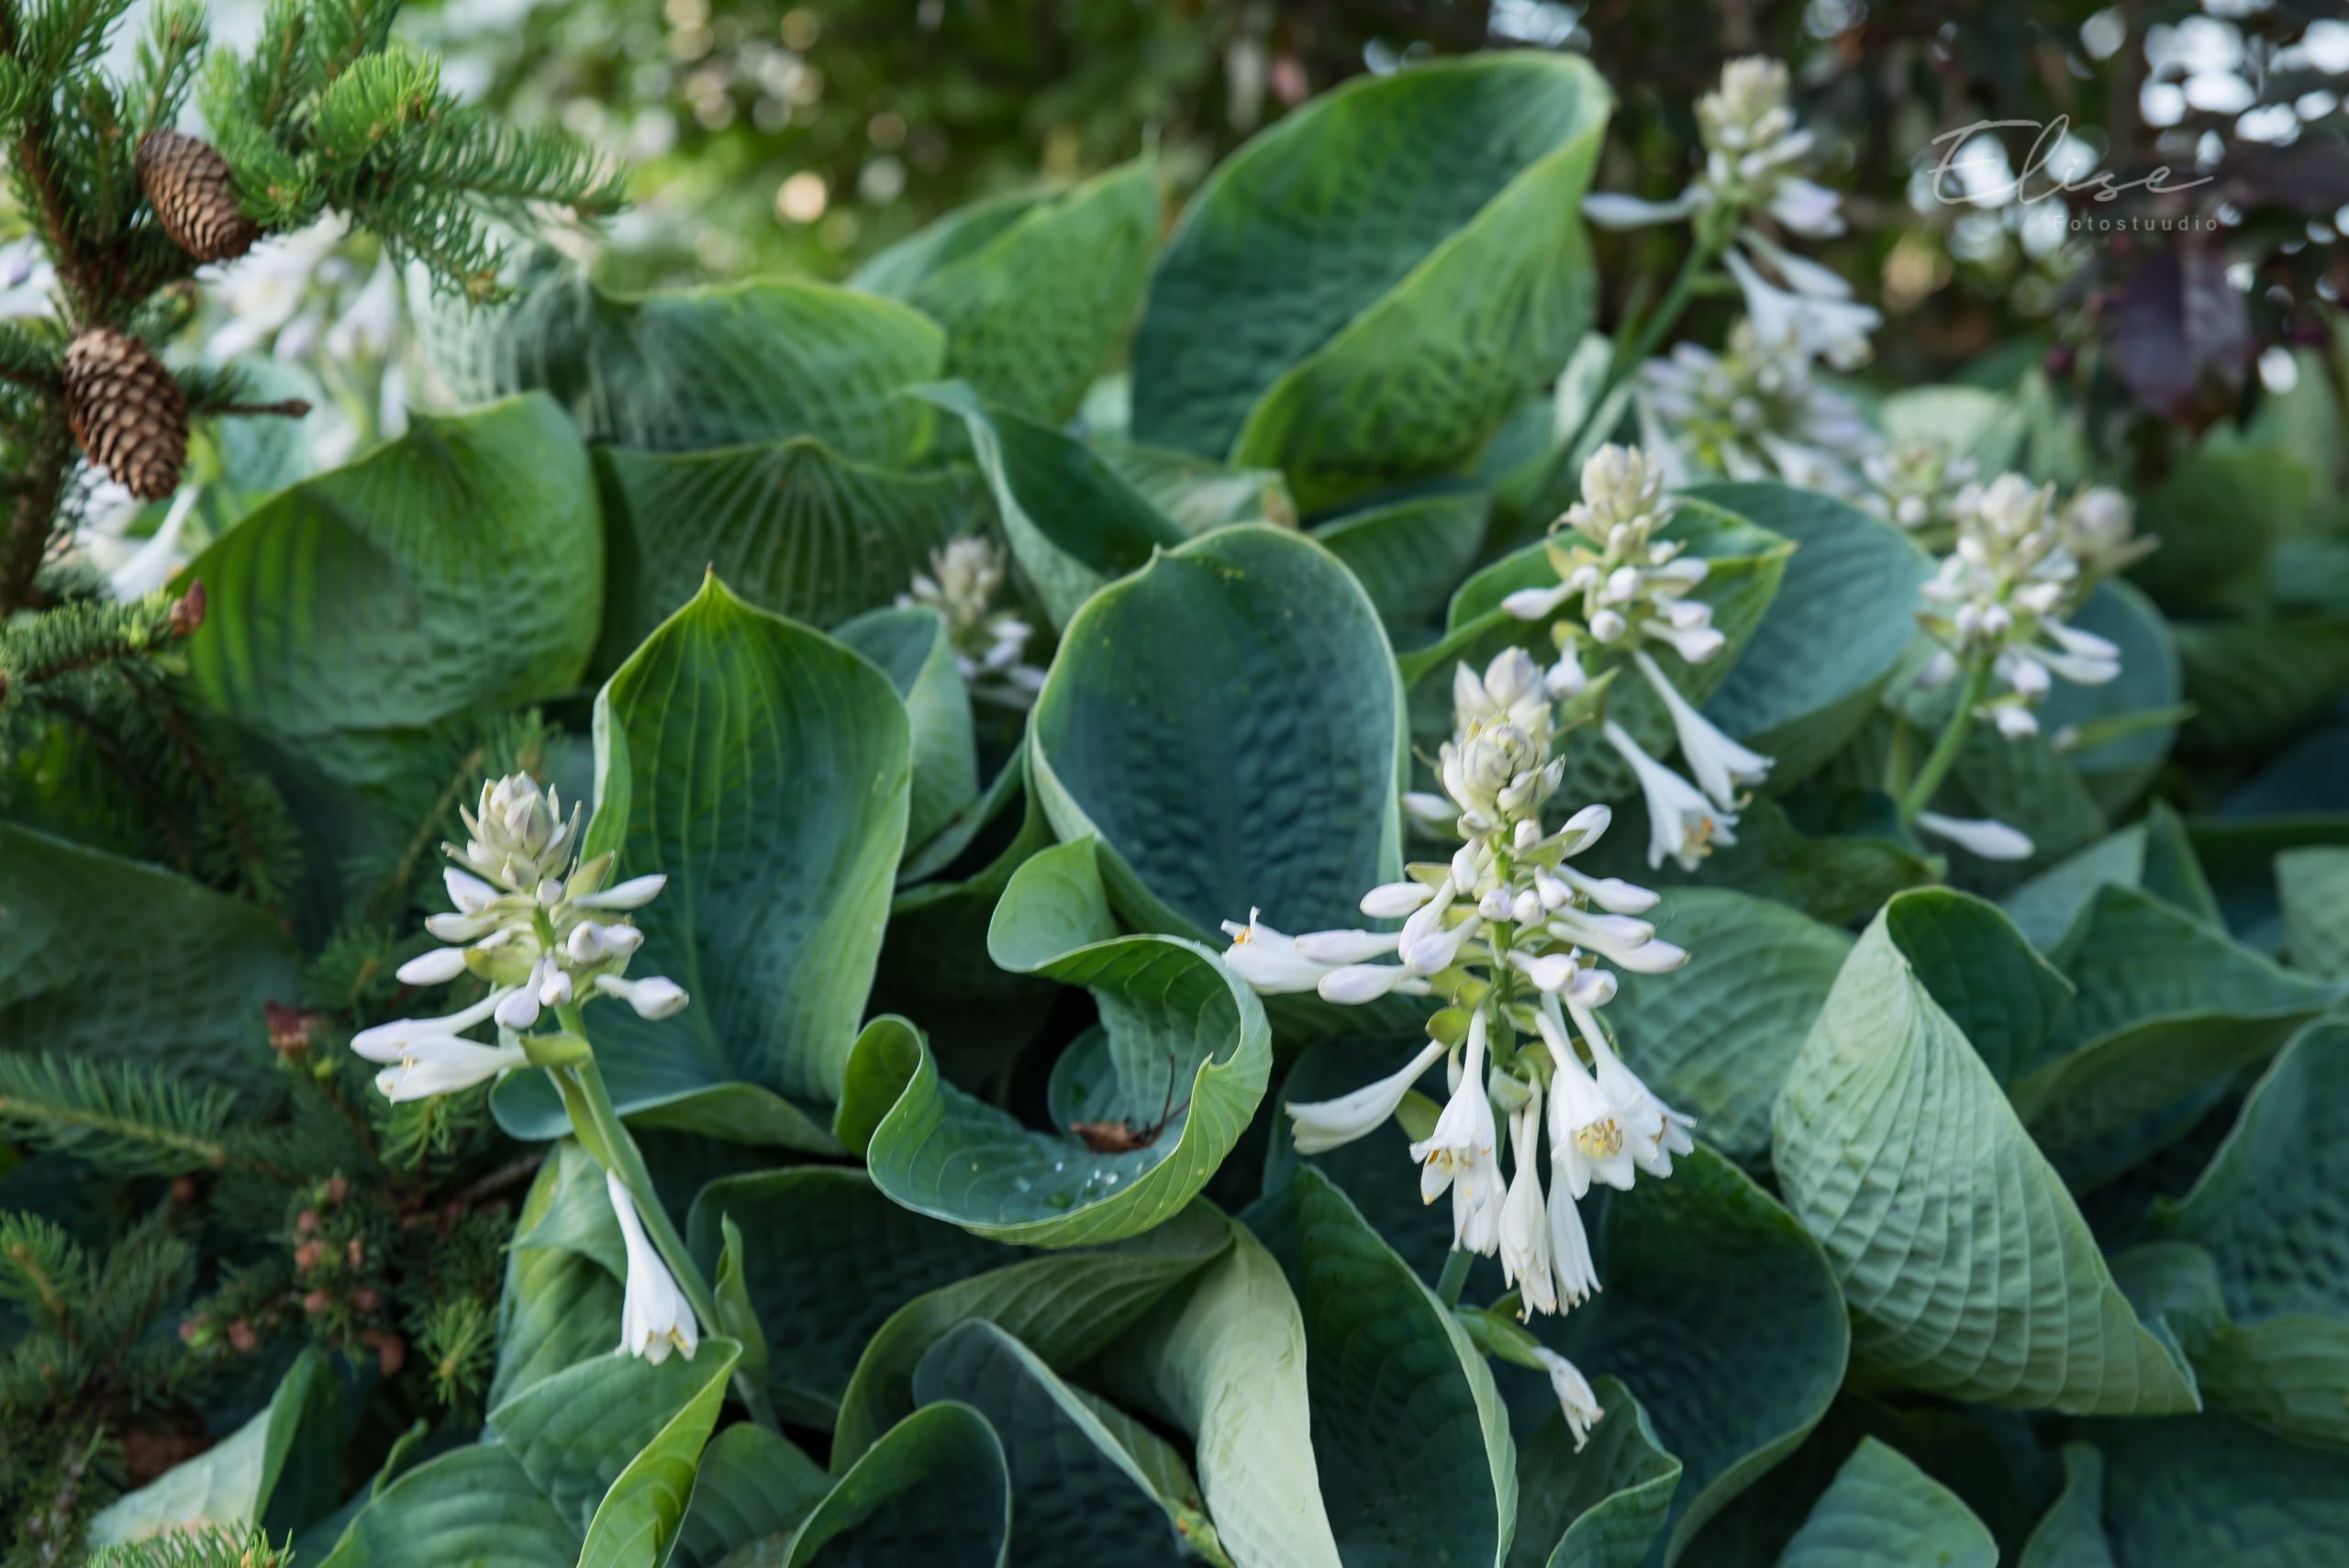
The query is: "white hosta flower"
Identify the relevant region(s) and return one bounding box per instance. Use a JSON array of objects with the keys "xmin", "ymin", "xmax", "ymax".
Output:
[
  {"xmin": 1724, "ymin": 247, "xmax": 1877, "ymax": 371},
  {"xmin": 1219, "ymin": 909, "xmax": 1343, "ymax": 994},
  {"xmin": 1582, "ymin": 190, "xmax": 1701, "ymax": 229},
  {"xmin": 1864, "ymin": 440, "xmax": 1977, "ymax": 541},
  {"xmin": 1549, "ymin": 1181, "xmax": 1600, "ymax": 1310},
  {"xmin": 395, "ymin": 946, "xmax": 472, "ymax": 986},
  {"xmin": 1533, "ymin": 1347, "xmax": 1606, "ymax": 1451},
  {"xmin": 608, "ymin": 1173, "xmax": 699, "ymax": 1364},
  {"xmin": 1411, "ymin": 1010, "xmax": 1502, "ymax": 1254},
  {"xmin": 1540, "ymin": 1012, "xmax": 1635, "ymax": 1197},
  {"xmin": 1285, "ymin": 1040, "xmax": 1447, "ymax": 1155},
  {"xmin": 350, "ymin": 991, "xmax": 508, "ymax": 1064},
  {"xmin": 373, "ymin": 1036, "xmax": 529, "ymax": 1102},
  {"xmin": 1497, "ymin": 1087, "xmax": 1557, "ymax": 1318},
  {"xmin": 899, "ymin": 535, "xmax": 1047, "ymax": 708},
  {"xmin": 1634, "ymin": 651, "xmax": 1772, "ymax": 810},
  {"xmin": 1603, "ymin": 720, "xmax": 1736, "ymax": 871},
  {"xmin": 596, "ymin": 973, "xmax": 691, "ymax": 1019},
  {"xmin": 1575, "ymin": 1000, "xmax": 1696, "ymax": 1179},
  {"xmin": 1642, "ymin": 322, "xmax": 1874, "ymax": 494},
  {"xmin": 1915, "ymin": 811, "xmax": 2035, "ymax": 862}
]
